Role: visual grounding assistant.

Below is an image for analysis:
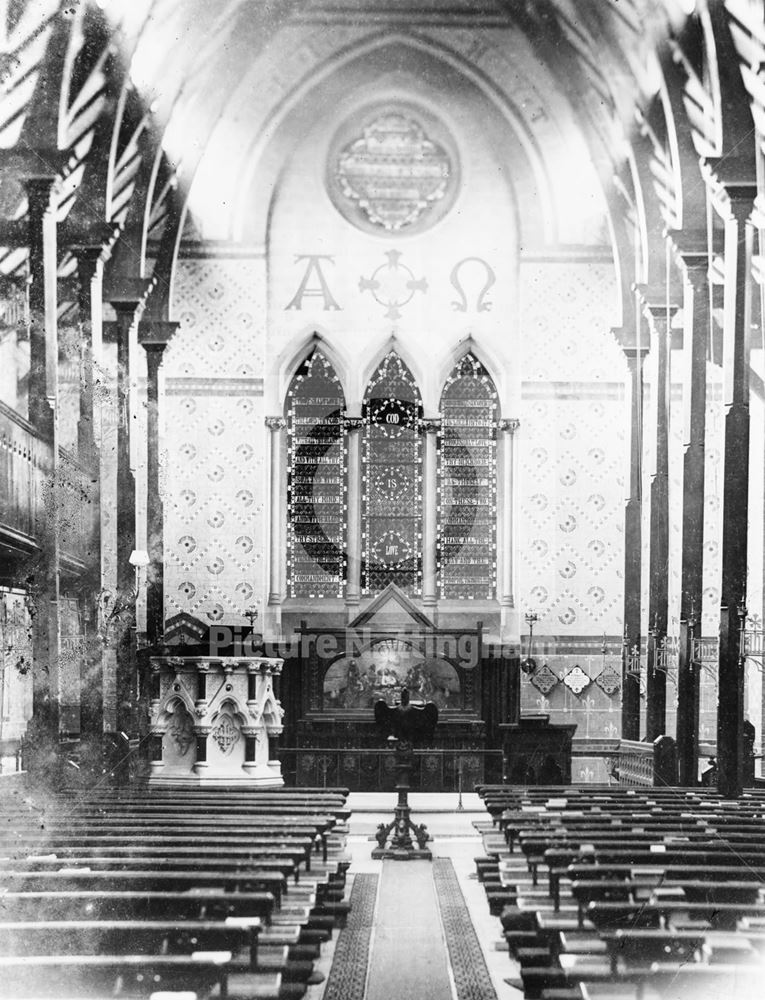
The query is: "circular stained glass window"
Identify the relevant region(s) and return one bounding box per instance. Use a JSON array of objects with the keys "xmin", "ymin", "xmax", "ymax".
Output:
[{"xmin": 327, "ymin": 104, "xmax": 460, "ymax": 235}]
